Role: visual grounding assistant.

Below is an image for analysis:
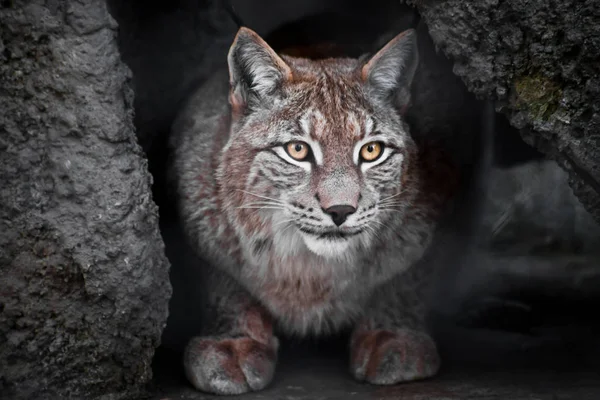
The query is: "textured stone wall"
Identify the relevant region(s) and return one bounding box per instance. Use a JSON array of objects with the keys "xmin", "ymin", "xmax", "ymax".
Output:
[
  {"xmin": 408, "ymin": 0, "xmax": 600, "ymax": 221},
  {"xmin": 0, "ymin": 1, "xmax": 171, "ymax": 399}
]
